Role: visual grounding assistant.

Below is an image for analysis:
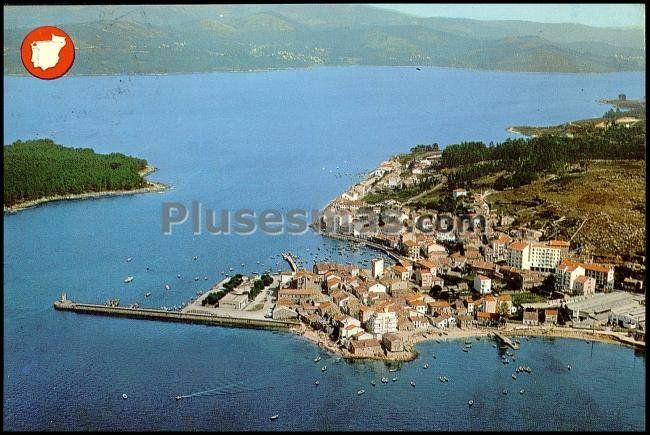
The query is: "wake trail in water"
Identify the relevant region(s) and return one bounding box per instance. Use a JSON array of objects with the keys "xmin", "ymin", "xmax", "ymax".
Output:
[{"xmin": 177, "ymin": 382, "xmax": 272, "ymax": 399}]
